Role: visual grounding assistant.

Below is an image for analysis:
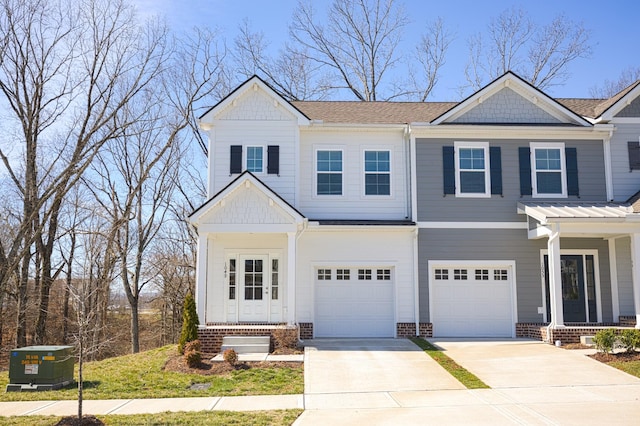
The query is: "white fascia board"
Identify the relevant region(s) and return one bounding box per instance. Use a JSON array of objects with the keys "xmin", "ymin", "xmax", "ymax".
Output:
[
  {"xmin": 304, "ymin": 122, "xmax": 408, "ymax": 132},
  {"xmin": 432, "ymin": 73, "xmax": 590, "ymax": 126},
  {"xmin": 600, "ymin": 83, "xmax": 640, "ymax": 121},
  {"xmin": 200, "ymin": 76, "xmax": 310, "ymax": 126},
  {"xmin": 417, "ymin": 222, "xmax": 527, "ymax": 229},
  {"xmin": 410, "ymin": 124, "xmax": 611, "ymax": 140},
  {"xmin": 305, "ymin": 224, "xmax": 416, "ymax": 233},
  {"xmin": 197, "ymin": 224, "xmax": 299, "ymax": 233}
]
